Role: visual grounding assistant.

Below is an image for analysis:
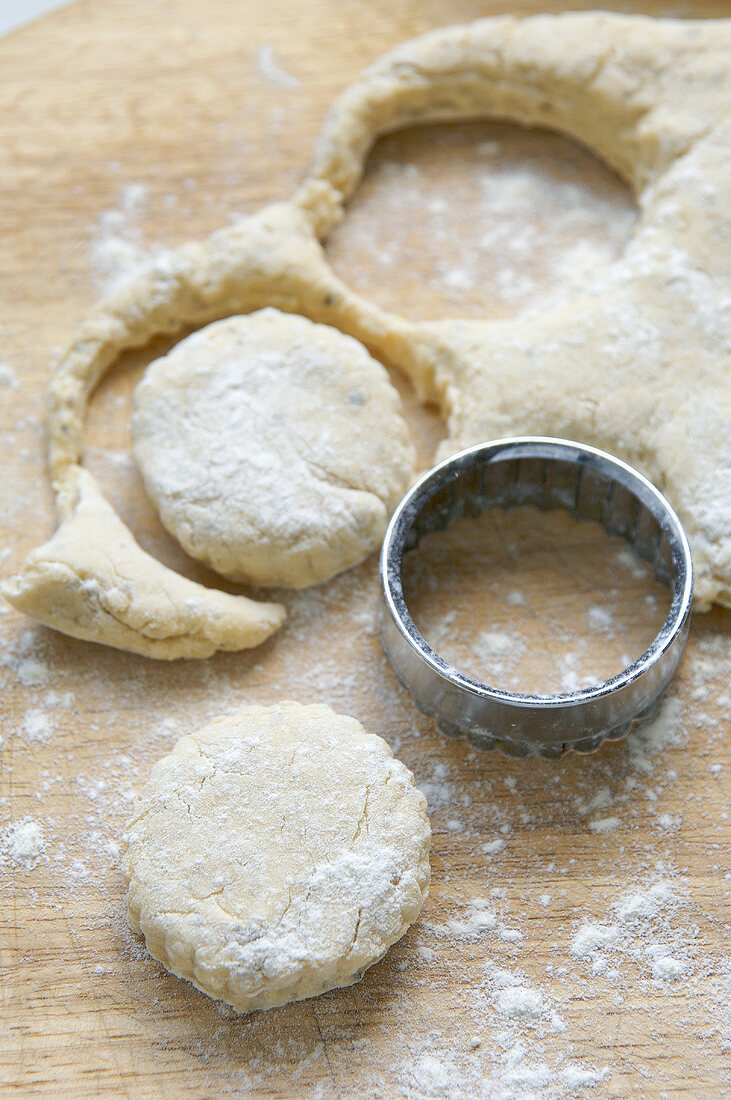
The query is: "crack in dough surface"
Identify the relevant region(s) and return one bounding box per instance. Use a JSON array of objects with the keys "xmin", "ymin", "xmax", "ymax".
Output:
[
  {"xmin": 132, "ymin": 310, "xmax": 415, "ymax": 588},
  {"xmin": 122, "ymin": 702, "xmax": 431, "ymax": 1012}
]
